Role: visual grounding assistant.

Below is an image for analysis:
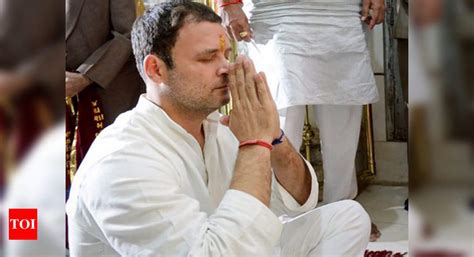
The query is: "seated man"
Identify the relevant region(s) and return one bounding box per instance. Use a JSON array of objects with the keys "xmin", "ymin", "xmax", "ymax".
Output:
[{"xmin": 66, "ymin": 1, "xmax": 371, "ymax": 256}]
